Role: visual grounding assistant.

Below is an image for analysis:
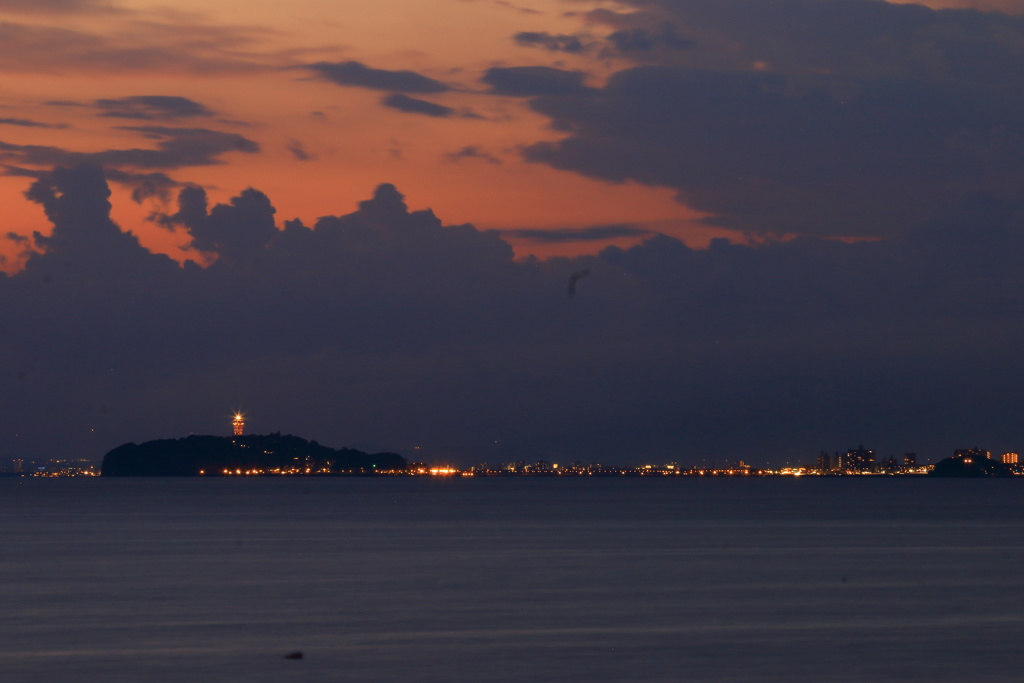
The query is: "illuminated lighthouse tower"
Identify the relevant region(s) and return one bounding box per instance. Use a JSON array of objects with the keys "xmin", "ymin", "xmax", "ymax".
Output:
[{"xmin": 232, "ymin": 413, "xmax": 245, "ymax": 436}]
